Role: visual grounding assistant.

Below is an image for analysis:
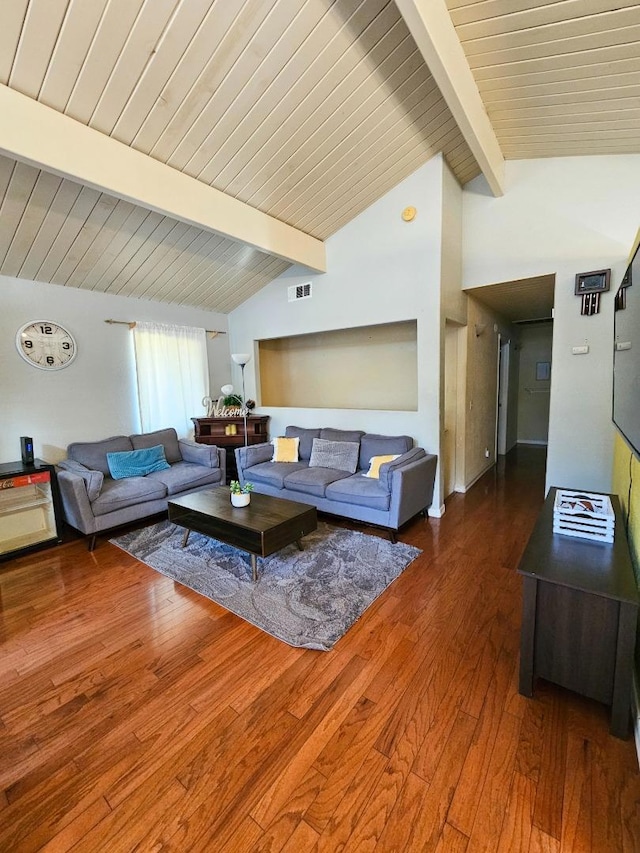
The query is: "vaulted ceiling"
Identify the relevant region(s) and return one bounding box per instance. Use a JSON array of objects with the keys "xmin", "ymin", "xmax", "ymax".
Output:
[{"xmin": 0, "ymin": 0, "xmax": 638, "ymax": 313}]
